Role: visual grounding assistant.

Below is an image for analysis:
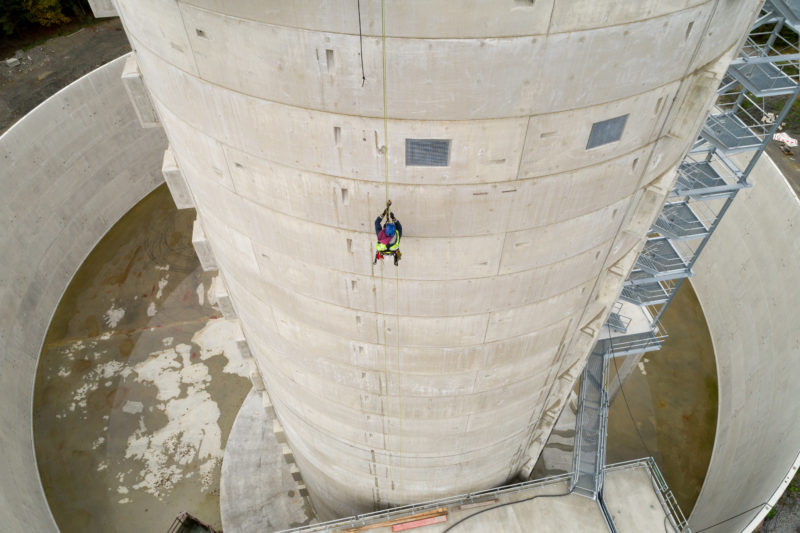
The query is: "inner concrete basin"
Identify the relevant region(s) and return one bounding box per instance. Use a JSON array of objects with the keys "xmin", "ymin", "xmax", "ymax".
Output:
[
  {"xmin": 33, "ymin": 186, "xmax": 251, "ymax": 532},
  {"xmin": 32, "ymin": 184, "xmax": 718, "ymax": 532}
]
